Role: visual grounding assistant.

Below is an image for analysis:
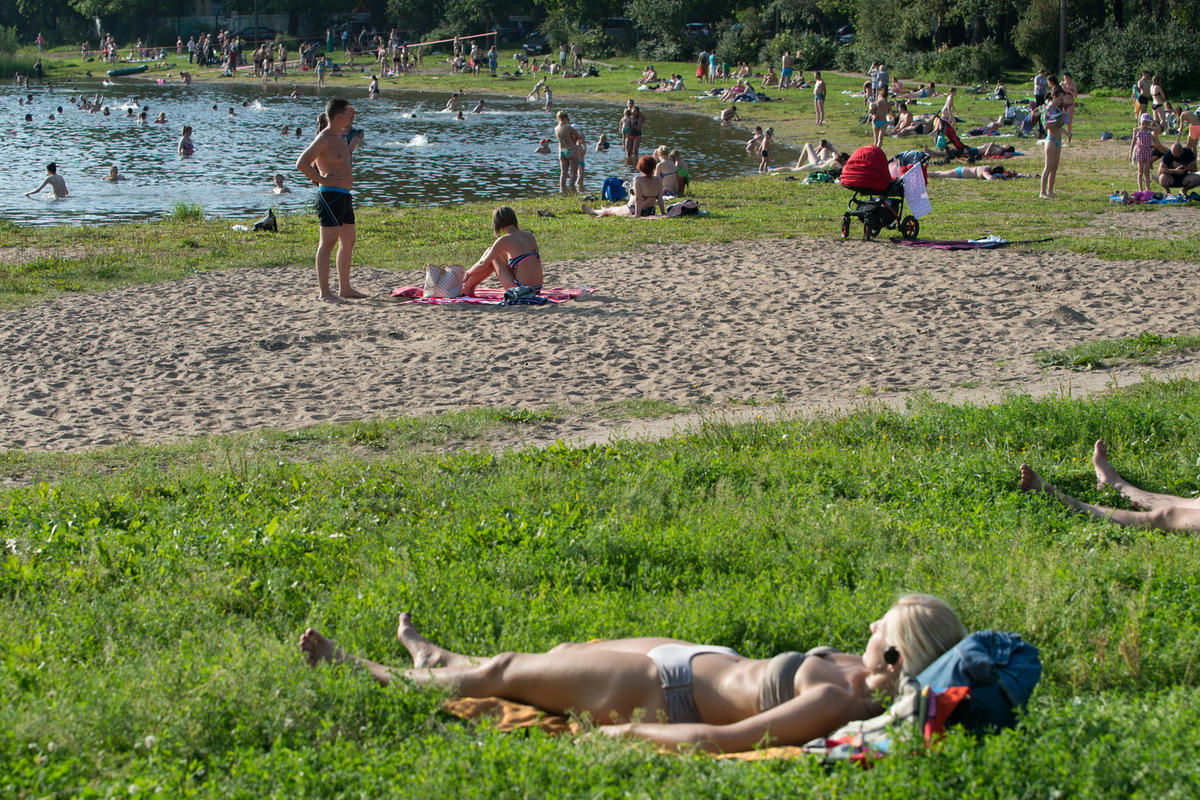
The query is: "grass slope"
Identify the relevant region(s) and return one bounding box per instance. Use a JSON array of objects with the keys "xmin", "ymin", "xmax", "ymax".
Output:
[{"xmin": 4, "ymin": 379, "xmax": 1200, "ymax": 796}]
